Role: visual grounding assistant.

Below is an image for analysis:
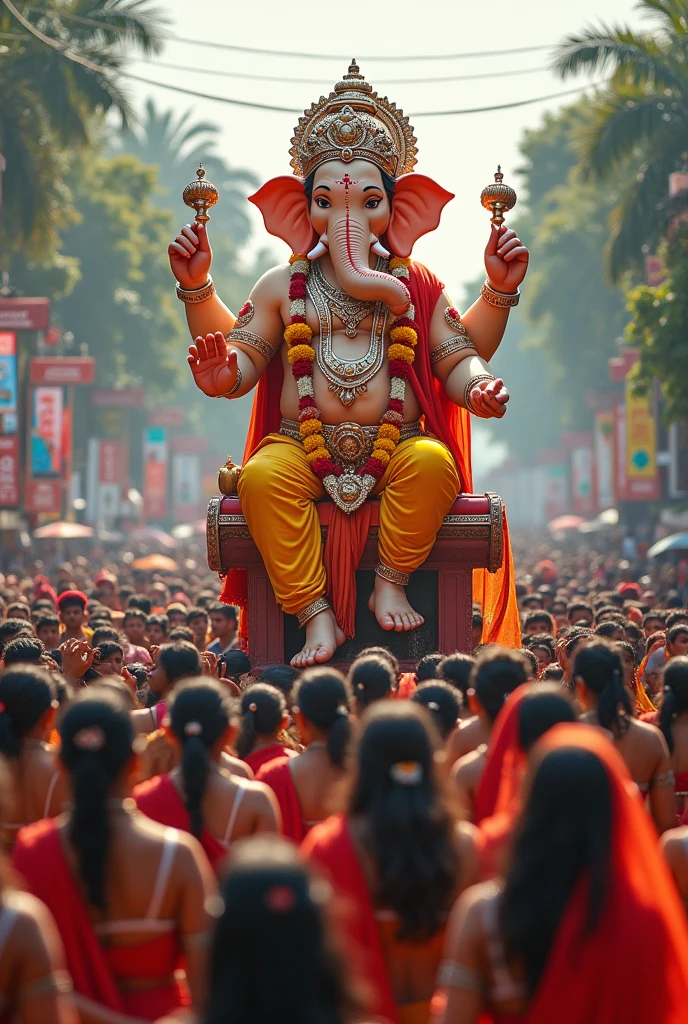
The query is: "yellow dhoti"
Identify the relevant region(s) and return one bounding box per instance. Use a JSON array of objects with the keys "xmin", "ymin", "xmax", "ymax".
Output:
[{"xmin": 238, "ymin": 432, "xmax": 459, "ymax": 618}]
